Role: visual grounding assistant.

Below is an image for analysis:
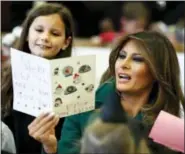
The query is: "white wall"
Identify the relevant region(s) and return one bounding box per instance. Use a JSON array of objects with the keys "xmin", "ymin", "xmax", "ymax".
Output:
[
  {"xmin": 177, "ymin": 53, "xmax": 184, "ymax": 93},
  {"xmin": 72, "ymin": 47, "xmax": 184, "ymax": 91}
]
